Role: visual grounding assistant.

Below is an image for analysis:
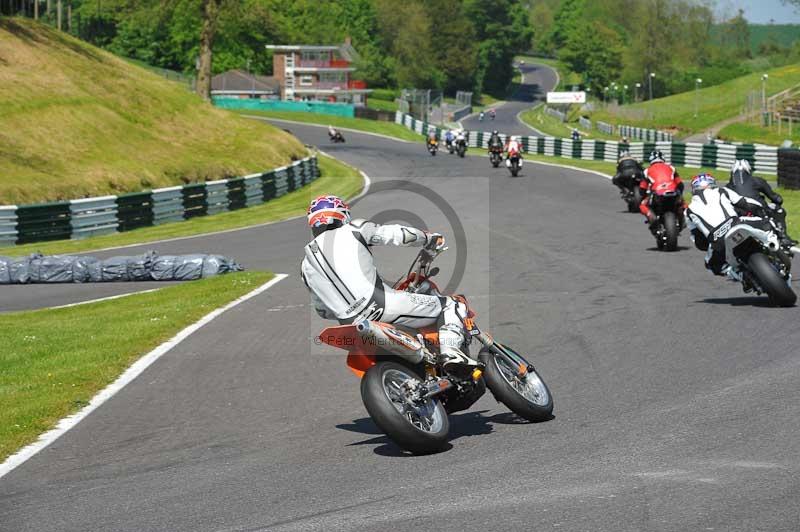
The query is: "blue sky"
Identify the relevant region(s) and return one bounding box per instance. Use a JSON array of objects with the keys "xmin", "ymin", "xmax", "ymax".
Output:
[{"xmin": 717, "ymin": 0, "xmax": 800, "ymax": 23}]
